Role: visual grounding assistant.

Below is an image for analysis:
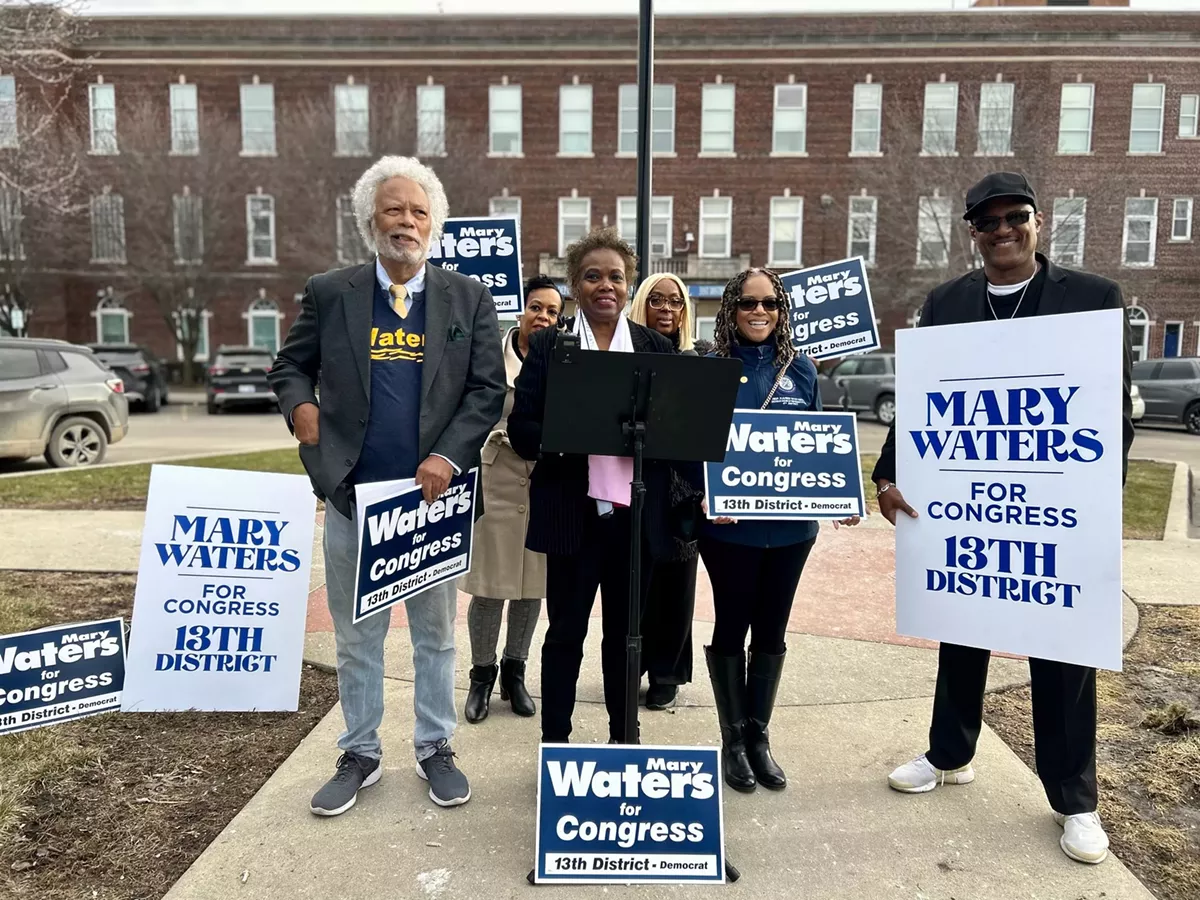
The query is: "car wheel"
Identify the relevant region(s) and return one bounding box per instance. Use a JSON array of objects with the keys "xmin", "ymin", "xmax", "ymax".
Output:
[
  {"xmin": 144, "ymin": 385, "xmax": 161, "ymax": 413},
  {"xmin": 46, "ymin": 417, "xmax": 108, "ymax": 467},
  {"xmin": 875, "ymin": 393, "xmax": 896, "ymax": 427},
  {"xmin": 1185, "ymin": 402, "xmax": 1200, "ymax": 435}
]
